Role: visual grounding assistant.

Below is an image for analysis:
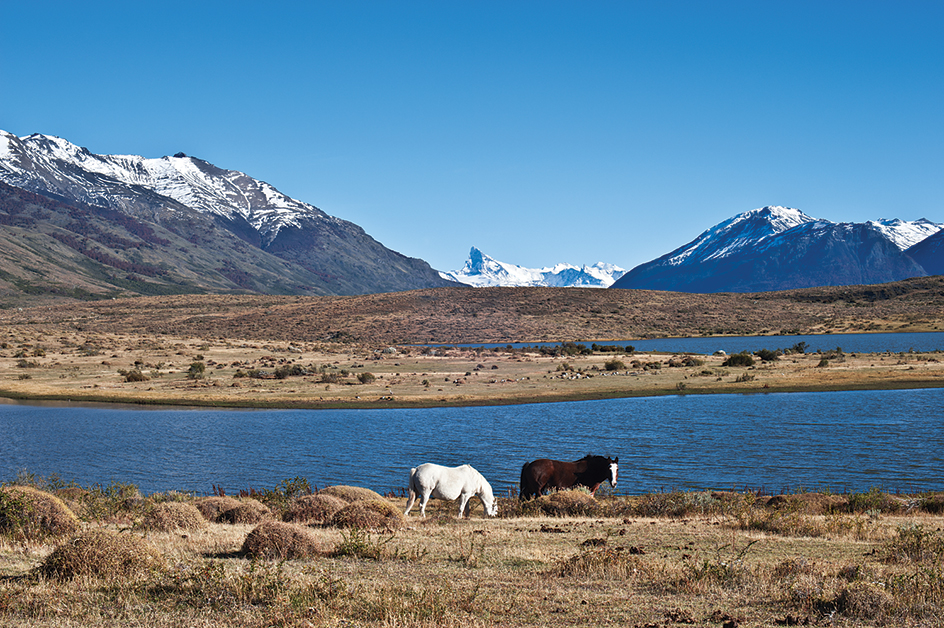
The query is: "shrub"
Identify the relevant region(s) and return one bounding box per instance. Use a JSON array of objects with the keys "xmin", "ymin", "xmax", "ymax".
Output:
[
  {"xmin": 40, "ymin": 529, "xmax": 165, "ymax": 580},
  {"xmin": 357, "ymin": 372, "xmax": 376, "ymax": 384},
  {"xmin": 603, "ymin": 359, "xmax": 626, "ymax": 371},
  {"xmin": 756, "ymin": 348, "xmax": 780, "ymax": 362},
  {"xmin": 122, "ymin": 369, "xmax": 150, "ymax": 382},
  {"xmin": 526, "ymin": 490, "xmax": 599, "ymax": 517},
  {"xmin": 0, "ymin": 485, "xmax": 80, "ymax": 541},
  {"xmin": 187, "ymin": 361, "xmax": 206, "ymax": 379},
  {"xmin": 319, "ymin": 485, "xmax": 385, "ymax": 503},
  {"xmin": 141, "ymin": 502, "xmax": 208, "ymax": 532},
  {"xmin": 722, "ymin": 352, "xmax": 754, "ymax": 367},
  {"xmin": 283, "ymin": 494, "xmax": 347, "ymax": 525},
  {"xmin": 194, "ymin": 496, "xmax": 242, "ymax": 521},
  {"xmin": 219, "ymin": 499, "xmax": 271, "ymax": 525},
  {"xmin": 330, "ymin": 499, "xmax": 406, "ymax": 531},
  {"xmin": 241, "ymin": 521, "xmax": 326, "ymax": 559}
]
